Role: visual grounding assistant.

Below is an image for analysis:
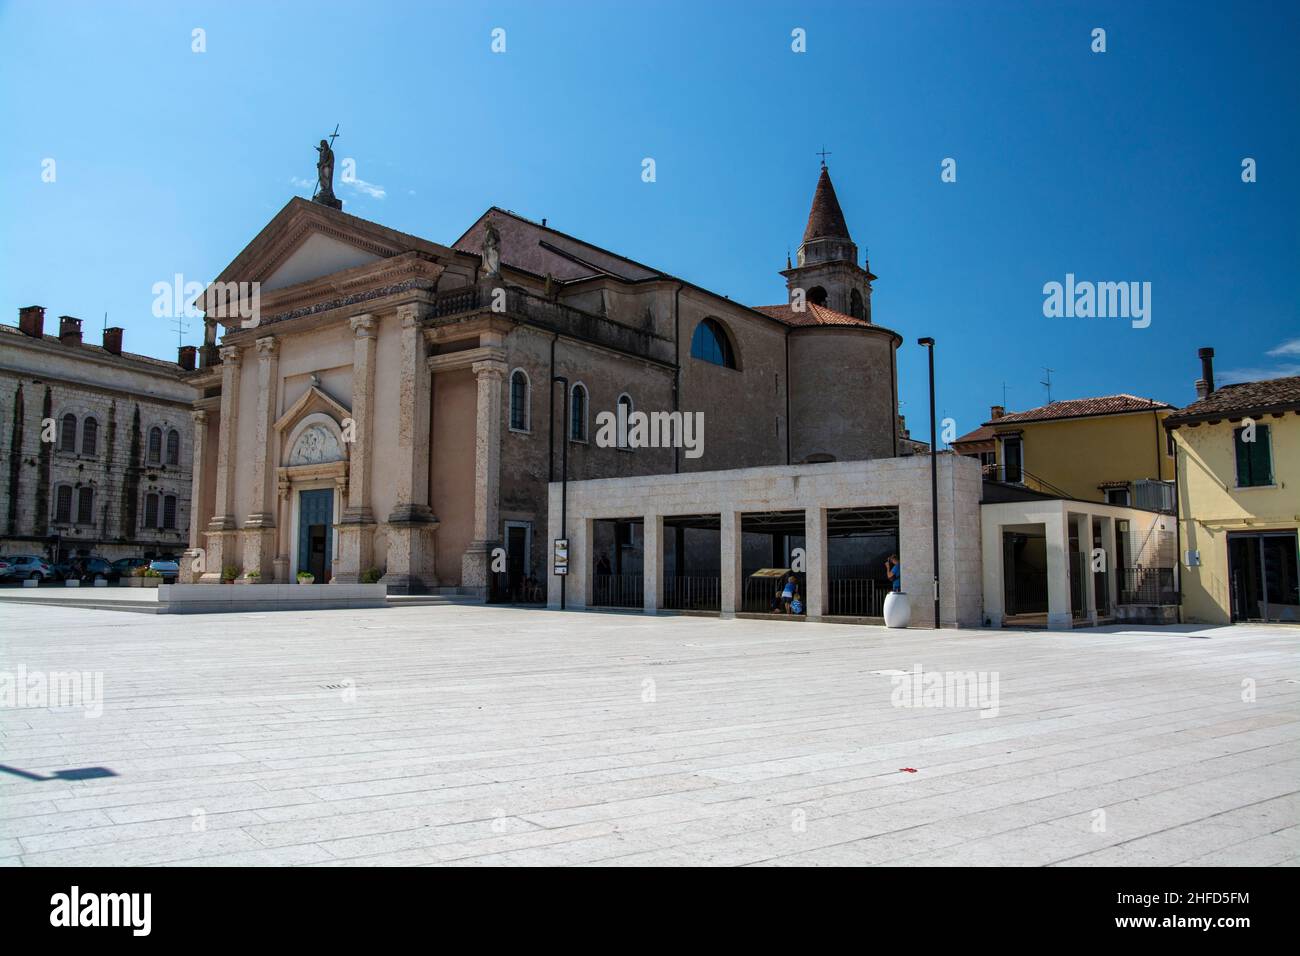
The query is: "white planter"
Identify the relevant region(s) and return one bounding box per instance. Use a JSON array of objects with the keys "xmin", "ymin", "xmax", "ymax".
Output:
[
  {"xmin": 65, "ymin": 579, "xmax": 80, "ymax": 588},
  {"xmin": 883, "ymin": 591, "xmax": 911, "ymax": 628},
  {"xmin": 93, "ymin": 578, "xmax": 108, "ymax": 588},
  {"xmin": 297, "ymin": 576, "xmax": 315, "ymax": 586},
  {"xmin": 23, "ymin": 578, "xmax": 39, "ymax": 588}
]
